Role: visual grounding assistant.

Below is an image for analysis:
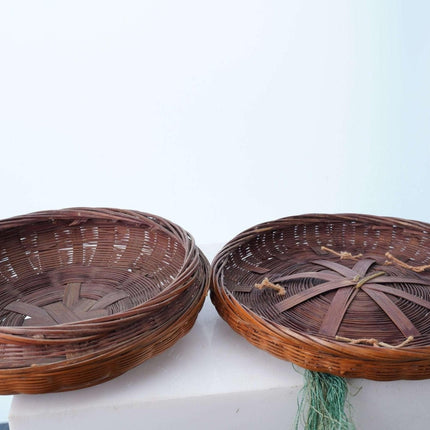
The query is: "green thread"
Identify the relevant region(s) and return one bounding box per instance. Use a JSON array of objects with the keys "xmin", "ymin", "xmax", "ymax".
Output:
[{"xmin": 294, "ymin": 370, "xmax": 355, "ymax": 430}]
